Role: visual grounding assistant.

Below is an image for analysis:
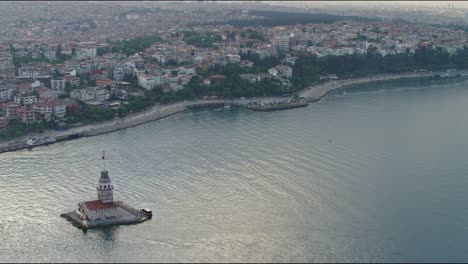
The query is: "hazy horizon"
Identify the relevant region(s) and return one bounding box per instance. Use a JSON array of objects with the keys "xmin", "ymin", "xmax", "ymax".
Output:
[{"xmin": 262, "ymin": 1, "xmax": 468, "ymax": 9}]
